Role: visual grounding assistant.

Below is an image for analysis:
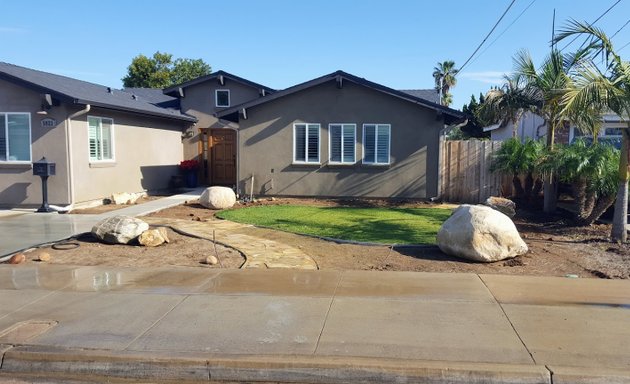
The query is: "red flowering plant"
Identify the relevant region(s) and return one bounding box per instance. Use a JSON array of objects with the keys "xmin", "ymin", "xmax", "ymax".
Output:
[{"xmin": 179, "ymin": 159, "xmax": 199, "ymax": 172}]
